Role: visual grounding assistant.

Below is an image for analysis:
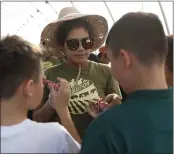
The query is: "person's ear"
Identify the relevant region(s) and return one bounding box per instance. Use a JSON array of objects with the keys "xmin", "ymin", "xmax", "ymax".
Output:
[
  {"xmin": 23, "ymin": 79, "xmax": 35, "ymax": 98},
  {"xmin": 120, "ymin": 49, "xmax": 132, "ymax": 69}
]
